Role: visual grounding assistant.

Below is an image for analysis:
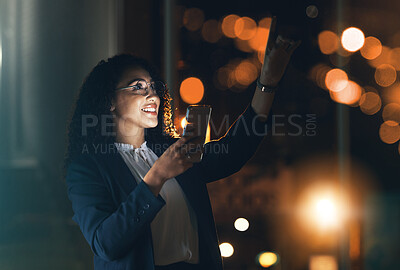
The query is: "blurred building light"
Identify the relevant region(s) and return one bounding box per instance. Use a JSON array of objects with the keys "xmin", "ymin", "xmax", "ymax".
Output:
[
  {"xmin": 257, "ymin": 252, "xmax": 278, "ymax": 268},
  {"xmin": 183, "ymin": 8, "xmax": 204, "ymax": 31},
  {"xmin": 234, "ymin": 17, "xmax": 257, "ymax": 40},
  {"xmin": 306, "ymin": 5, "xmax": 319, "ymax": 19},
  {"xmin": 318, "ymin": 31, "xmax": 339, "ymax": 55},
  {"xmin": 379, "ymin": 120, "xmax": 400, "ymax": 144},
  {"xmin": 221, "ymin": 14, "xmax": 240, "ymax": 38},
  {"xmin": 219, "ymin": 242, "xmax": 234, "ymax": 257},
  {"xmin": 179, "ymin": 77, "xmax": 204, "ymax": 104},
  {"xmin": 309, "ymin": 255, "xmax": 338, "ymax": 270},
  {"xmin": 325, "ymin": 68, "xmax": 348, "ymax": 92},
  {"xmin": 330, "ymin": 81, "xmax": 363, "ymax": 106},
  {"xmin": 201, "ymin": 19, "xmax": 222, "ymax": 43},
  {"xmin": 234, "ymin": 218, "xmax": 249, "ymax": 231},
  {"xmin": 374, "ymin": 64, "xmax": 397, "ymax": 87},
  {"xmin": 360, "ymin": 36, "xmax": 382, "ymax": 60},
  {"xmin": 341, "ymin": 27, "xmax": 365, "ymax": 52},
  {"xmin": 359, "ymin": 92, "xmax": 381, "ymax": 115}
]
